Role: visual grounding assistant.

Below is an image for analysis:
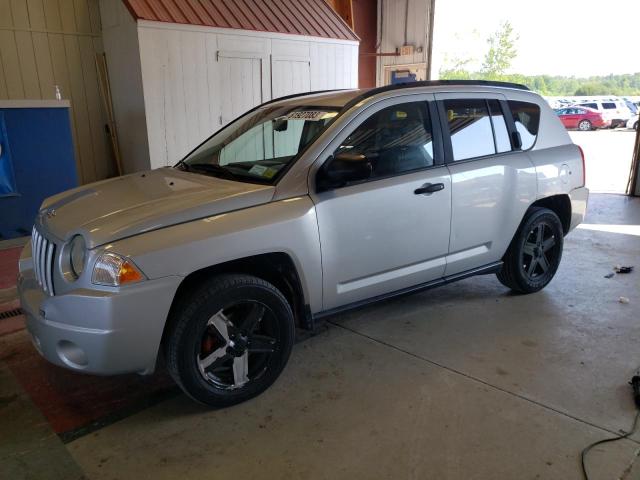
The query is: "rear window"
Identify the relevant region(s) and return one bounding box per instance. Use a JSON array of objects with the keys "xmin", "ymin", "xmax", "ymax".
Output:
[
  {"xmin": 508, "ymin": 101, "xmax": 541, "ymax": 150},
  {"xmin": 602, "ymin": 102, "xmax": 616, "ymax": 109}
]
